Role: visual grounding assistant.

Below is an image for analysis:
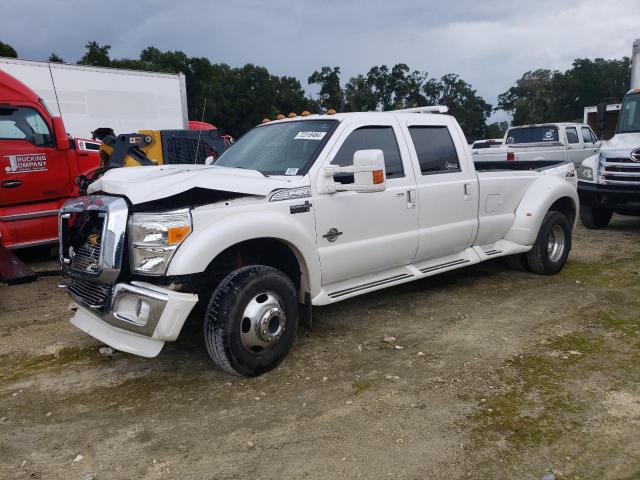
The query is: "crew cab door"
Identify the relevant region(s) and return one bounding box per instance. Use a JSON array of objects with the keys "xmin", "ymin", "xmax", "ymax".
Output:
[
  {"xmin": 565, "ymin": 126, "xmax": 585, "ymax": 166},
  {"xmin": 313, "ymin": 119, "xmax": 419, "ymax": 286},
  {"xmin": 0, "ymin": 105, "xmax": 72, "ymax": 206},
  {"xmin": 403, "ymin": 116, "xmax": 479, "ymax": 261},
  {"xmin": 581, "ymin": 126, "xmax": 600, "ymax": 158}
]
